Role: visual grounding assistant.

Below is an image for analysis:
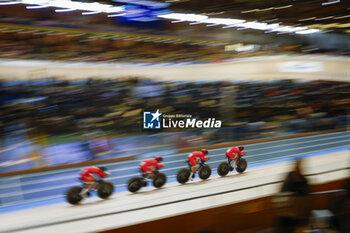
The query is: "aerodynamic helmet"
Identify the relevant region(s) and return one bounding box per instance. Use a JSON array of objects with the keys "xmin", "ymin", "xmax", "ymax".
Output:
[
  {"xmin": 201, "ymin": 149, "xmax": 208, "ymax": 155},
  {"xmin": 155, "ymin": 156, "xmax": 163, "ymax": 162},
  {"xmin": 98, "ymin": 167, "xmax": 108, "ymax": 172}
]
